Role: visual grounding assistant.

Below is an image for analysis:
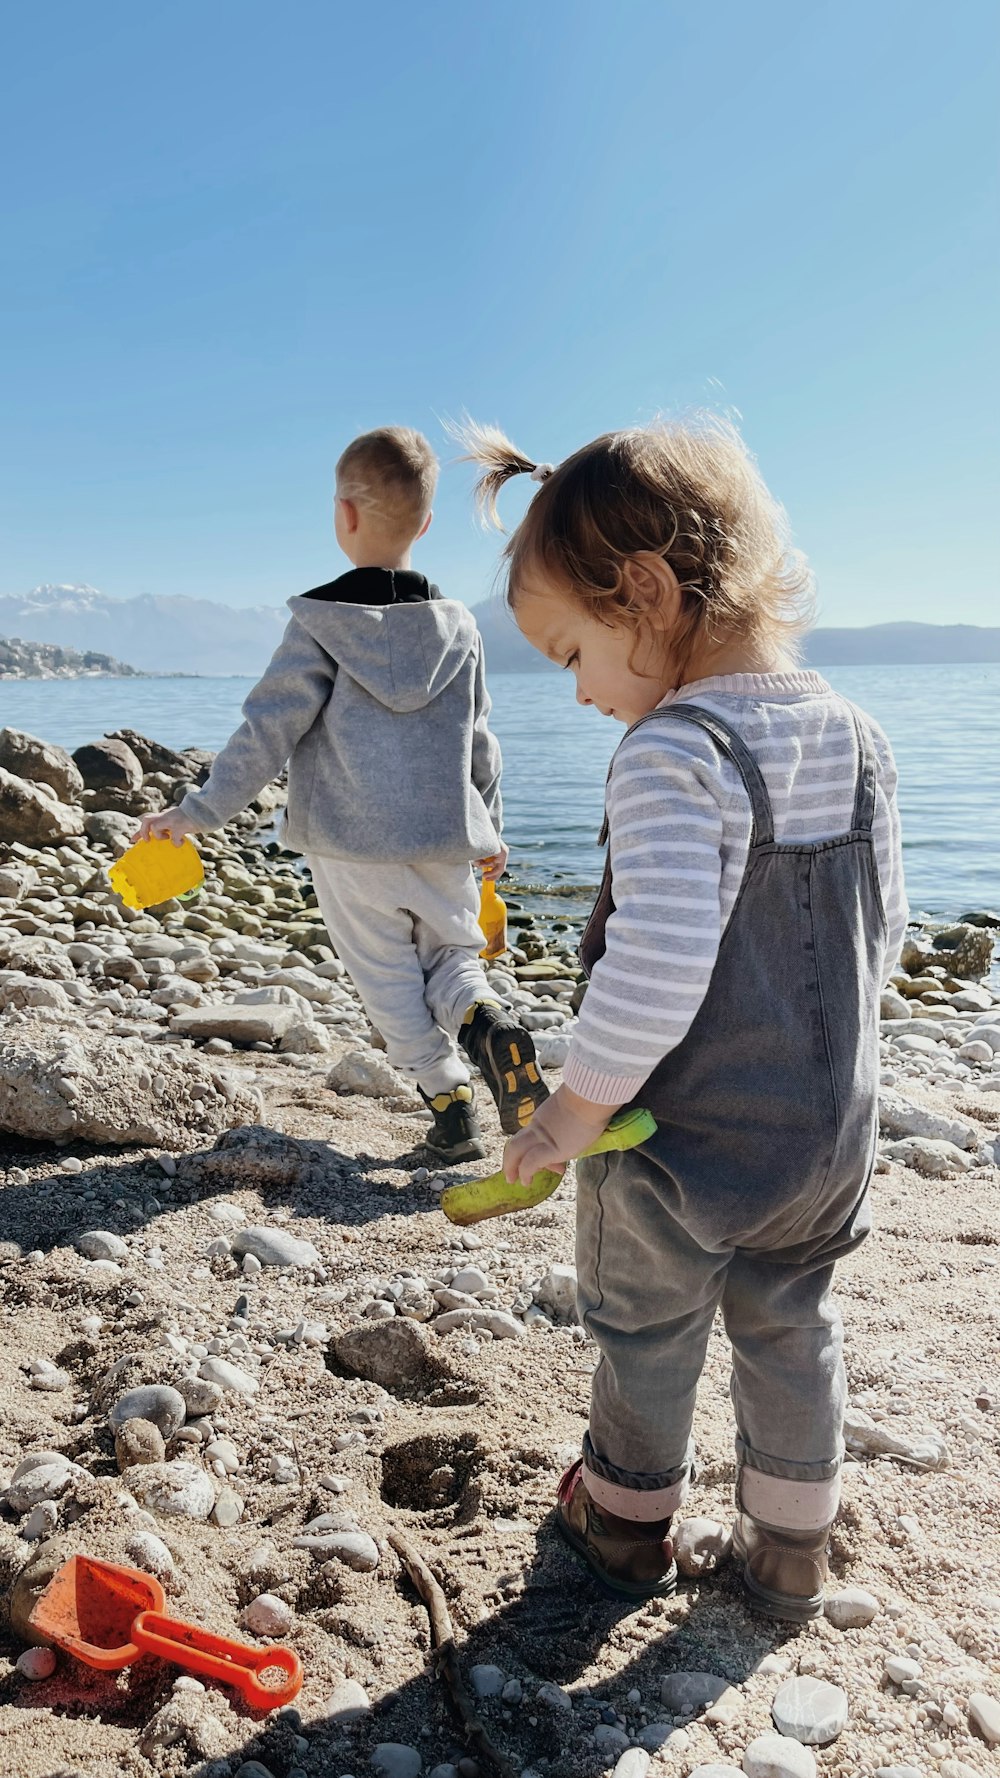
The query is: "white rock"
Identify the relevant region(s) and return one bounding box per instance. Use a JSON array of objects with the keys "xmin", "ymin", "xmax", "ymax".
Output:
[
  {"xmin": 372, "ymin": 1746, "xmax": 422, "ymax": 1778},
  {"xmin": 204, "ymin": 1438, "xmax": 240, "ymax": 1474},
  {"xmin": 20, "ymin": 1501, "xmax": 59, "ymax": 1540},
  {"xmin": 212, "ymin": 1487, "xmax": 244, "ymax": 1527},
  {"xmin": 16, "ymin": 1646, "xmax": 57, "ymax": 1680},
  {"xmin": 534, "ymin": 1033, "xmax": 571, "ymax": 1068},
  {"xmin": 959, "ymin": 1040, "xmax": 994, "ymax": 1065},
  {"xmin": 824, "ymin": 1586, "xmax": 880, "ymax": 1628},
  {"xmin": 968, "ymin": 1691, "xmax": 1000, "ymax": 1743},
  {"xmin": 231, "ymin": 1225, "xmax": 320, "ymax": 1268},
  {"xmin": 674, "ymin": 1516, "xmax": 733, "ymax": 1576},
  {"xmin": 884, "ymin": 1654, "xmax": 921, "ymax": 1684},
  {"xmin": 122, "ymin": 1460, "xmax": 215, "ymax": 1521},
  {"xmin": 882, "ymin": 1136, "xmax": 976, "ymax": 1176},
  {"xmin": 291, "ymin": 1529, "xmax": 379, "ymax": 1570},
  {"xmin": 878, "ymin": 1088, "xmax": 977, "ymax": 1148},
  {"xmin": 198, "ymin": 1356, "xmax": 258, "ymax": 1396},
  {"xmin": 327, "ymin": 1677, "xmax": 372, "ymax": 1721},
  {"xmin": 110, "ymin": 1384, "xmax": 187, "ymax": 1438},
  {"xmin": 28, "ymin": 1360, "xmax": 70, "ymax": 1391},
  {"xmin": 451, "ymin": 1266, "xmax": 490, "ymax": 1295},
  {"xmin": 771, "ymin": 1675, "xmax": 848, "ymax": 1744},
  {"xmin": 689, "ymin": 1767, "xmax": 745, "ymax": 1778},
  {"xmin": 242, "ymin": 1593, "xmax": 293, "ymax": 1636},
  {"xmin": 433, "ymin": 1307, "xmax": 526, "ymax": 1340},
  {"xmin": 6, "ymin": 1458, "xmax": 75, "ymax": 1513},
  {"xmin": 843, "ymin": 1406, "xmax": 950, "ymax": 1469},
  {"xmin": 743, "ymin": 1737, "xmax": 816, "ymax": 1778},
  {"xmin": 76, "ymin": 1229, "xmax": 128, "ymax": 1261},
  {"xmin": 533, "ymin": 1264, "xmax": 578, "ymax": 1318},
  {"xmin": 892, "ymin": 1033, "xmax": 945, "ymax": 1057},
  {"xmin": 328, "ymin": 1050, "xmax": 415, "ymax": 1098},
  {"xmin": 125, "ymin": 1528, "xmax": 176, "ymax": 1583}
]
